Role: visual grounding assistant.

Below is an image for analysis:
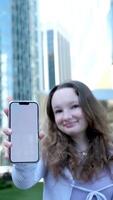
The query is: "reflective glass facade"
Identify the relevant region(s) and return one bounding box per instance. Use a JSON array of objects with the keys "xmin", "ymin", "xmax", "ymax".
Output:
[
  {"xmin": 0, "ymin": 33, "xmax": 2, "ymax": 126},
  {"xmin": 108, "ymin": 1, "xmax": 113, "ymax": 64},
  {"xmin": 0, "ymin": 0, "xmax": 41, "ymax": 166},
  {"xmin": 47, "ymin": 30, "xmax": 55, "ymax": 89},
  {"xmin": 12, "ymin": 0, "xmax": 41, "ymax": 100},
  {"xmin": 111, "ymin": 2, "xmax": 113, "ymax": 64},
  {"xmin": 42, "ymin": 26, "xmax": 71, "ymax": 91},
  {"xmin": 0, "ymin": 0, "xmax": 13, "ymax": 108},
  {"xmin": 57, "ymin": 32, "xmax": 71, "ymax": 82}
]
